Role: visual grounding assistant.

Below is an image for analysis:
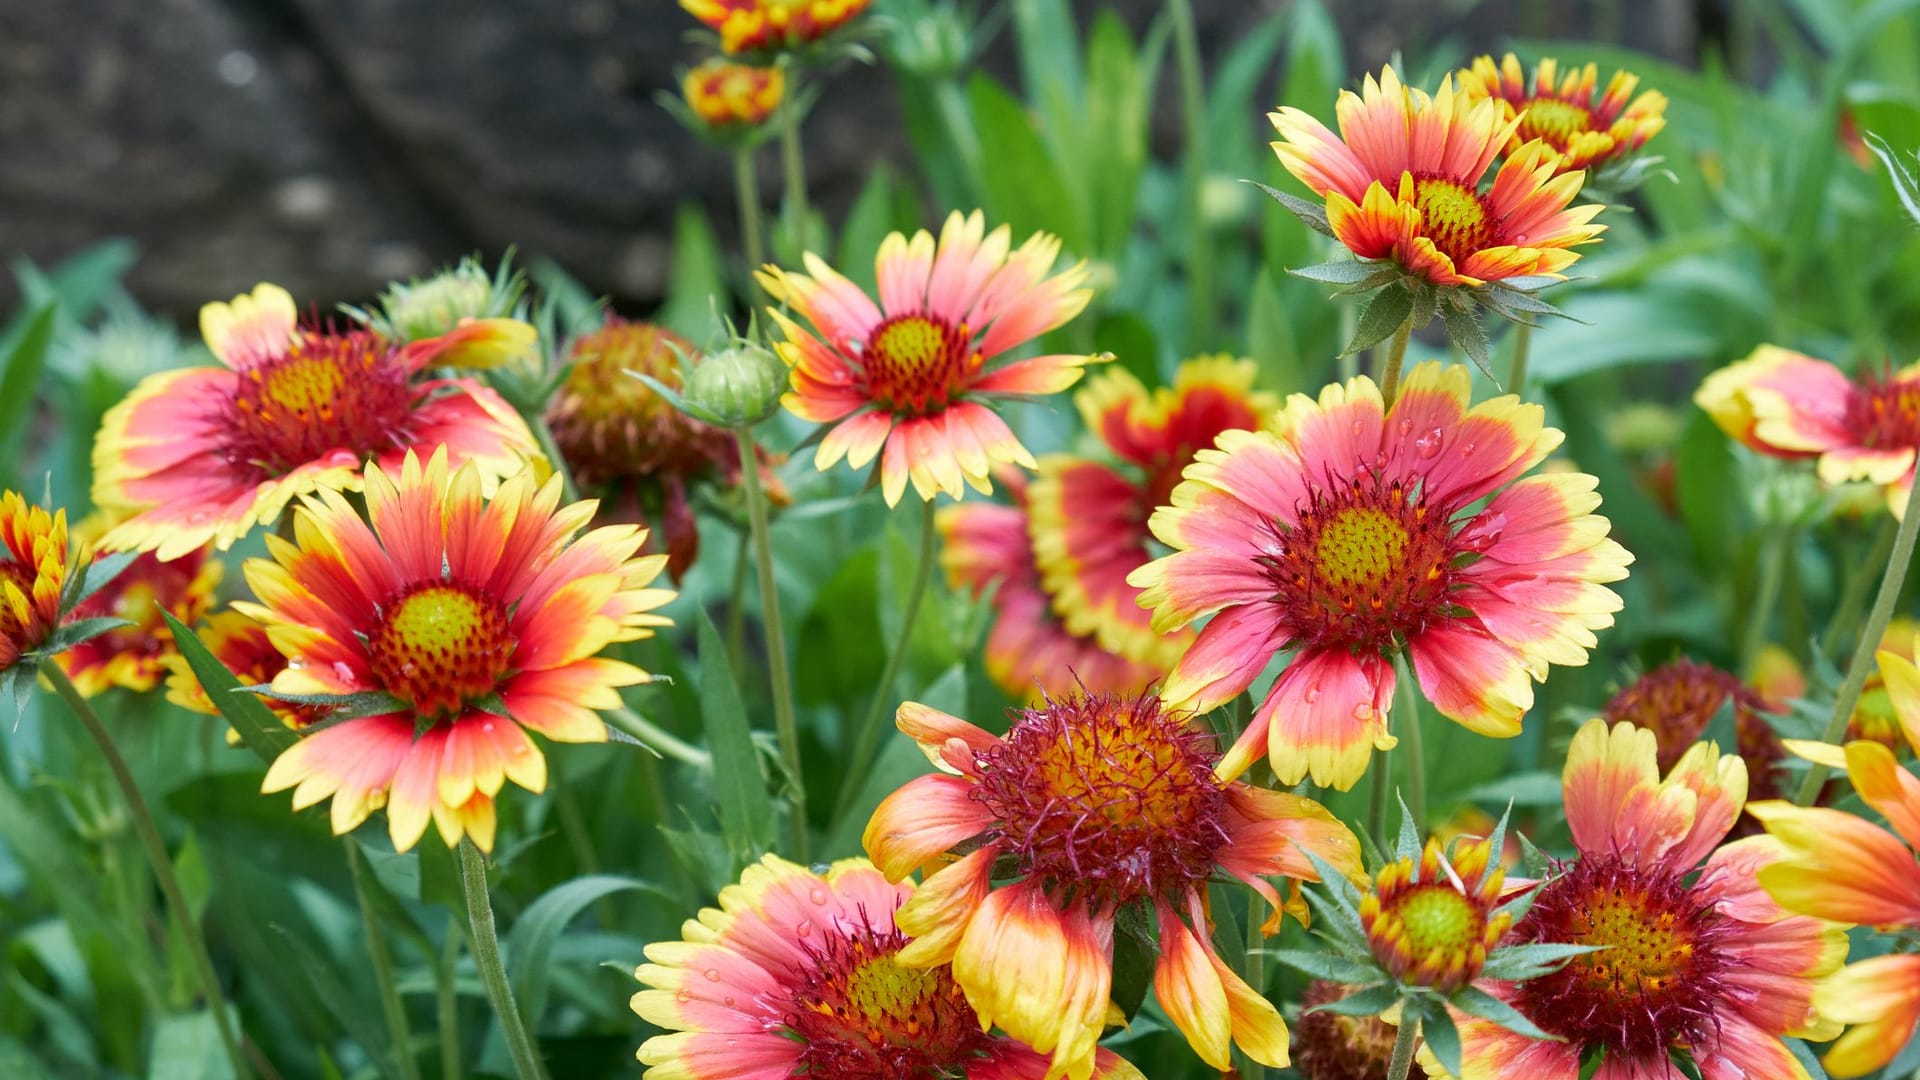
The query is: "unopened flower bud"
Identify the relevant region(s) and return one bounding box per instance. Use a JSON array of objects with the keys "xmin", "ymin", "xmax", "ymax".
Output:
[
  {"xmin": 377, "ymin": 256, "xmax": 520, "ymax": 343},
  {"xmin": 683, "ymin": 58, "xmax": 785, "ymax": 129},
  {"xmin": 681, "ymin": 343, "xmax": 786, "ymax": 427}
]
